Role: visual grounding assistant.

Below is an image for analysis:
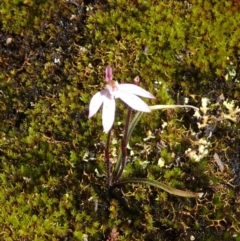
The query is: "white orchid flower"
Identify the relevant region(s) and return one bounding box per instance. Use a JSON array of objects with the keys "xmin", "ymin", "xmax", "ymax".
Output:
[{"xmin": 88, "ymin": 66, "xmax": 155, "ymax": 133}]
